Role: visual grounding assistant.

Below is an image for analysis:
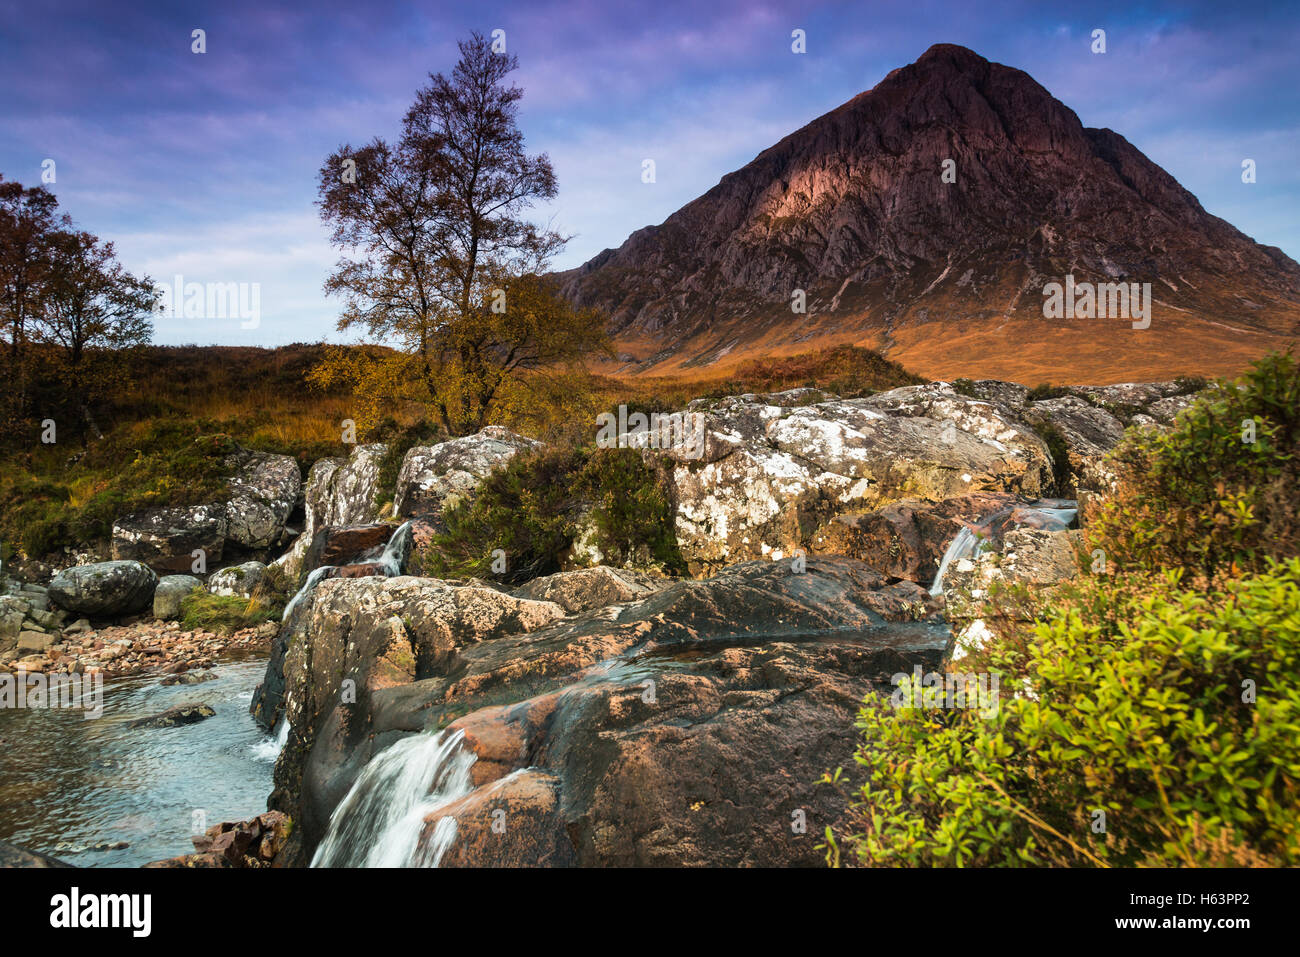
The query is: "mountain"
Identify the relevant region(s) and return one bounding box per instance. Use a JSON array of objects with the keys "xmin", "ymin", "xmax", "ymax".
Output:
[{"xmin": 561, "ymin": 44, "xmax": 1300, "ymax": 384}]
